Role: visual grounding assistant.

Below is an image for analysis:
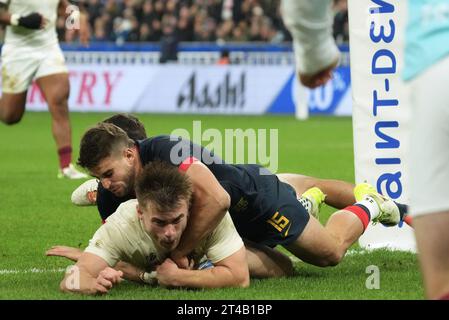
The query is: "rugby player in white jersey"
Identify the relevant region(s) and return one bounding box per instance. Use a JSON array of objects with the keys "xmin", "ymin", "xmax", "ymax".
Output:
[
  {"xmin": 60, "ymin": 161, "xmax": 250, "ymax": 294},
  {"xmin": 0, "ymin": 0, "xmax": 89, "ymax": 178}
]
